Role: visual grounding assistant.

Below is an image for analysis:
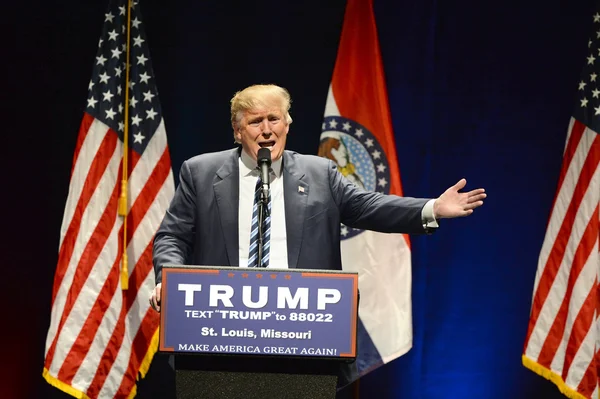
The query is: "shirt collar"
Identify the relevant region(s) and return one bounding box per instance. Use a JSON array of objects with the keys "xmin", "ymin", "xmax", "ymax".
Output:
[{"xmin": 240, "ymin": 148, "xmax": 283, "ymax": 178}]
